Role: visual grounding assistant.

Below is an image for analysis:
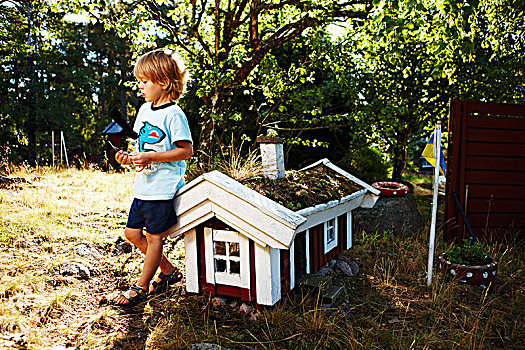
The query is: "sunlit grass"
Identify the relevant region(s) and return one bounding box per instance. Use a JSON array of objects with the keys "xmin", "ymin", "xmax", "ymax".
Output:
[{"xmin": 0, "ymin": 166, "xmax": 523, "ymax": 349}]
